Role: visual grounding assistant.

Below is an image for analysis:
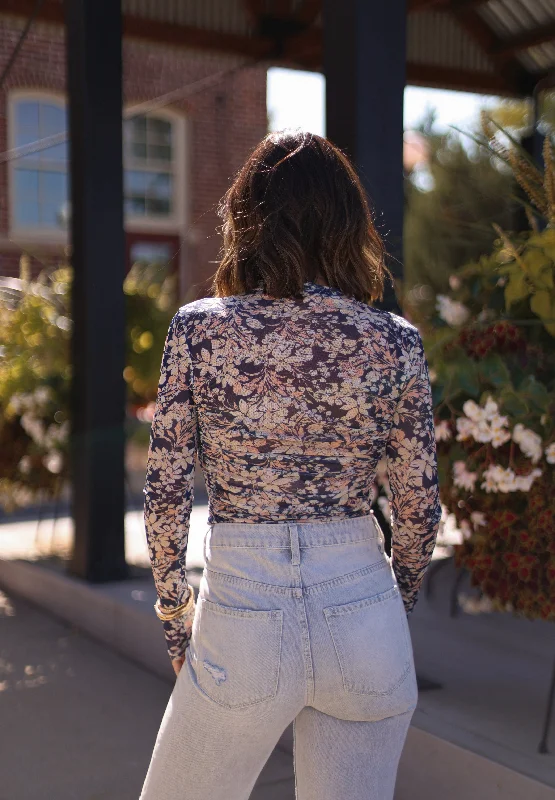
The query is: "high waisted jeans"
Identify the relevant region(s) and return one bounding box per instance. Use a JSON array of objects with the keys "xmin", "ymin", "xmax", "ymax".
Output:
[{"xmin": 139, "ymin": 512, "xmax": 418, "ymax": 800}]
